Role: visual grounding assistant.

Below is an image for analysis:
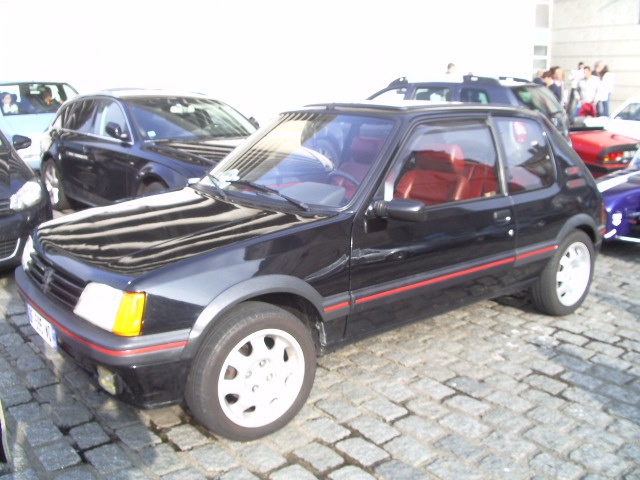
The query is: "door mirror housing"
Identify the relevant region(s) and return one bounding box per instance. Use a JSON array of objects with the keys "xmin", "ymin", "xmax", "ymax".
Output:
[
  {"xmin": 370, "ymin": 198, "xmax": 427, "ymax": 222},
  {"xmin": 12, "ymin": 134, "xmax": 31, "ymax": 151},
  {"xmin": 105, "ymin": 122, "xmax": 130, "ymax": 142}
]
